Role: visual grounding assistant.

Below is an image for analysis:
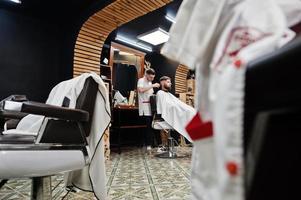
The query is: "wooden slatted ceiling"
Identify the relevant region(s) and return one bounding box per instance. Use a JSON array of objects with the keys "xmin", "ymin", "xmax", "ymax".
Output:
[
  {"xmin": 73, "ymin": 0, "xmax": 172, "ymax": 77},
  {"xmin": 175, "ymin": 64, "xmax": 189, "ymax": 94}
]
